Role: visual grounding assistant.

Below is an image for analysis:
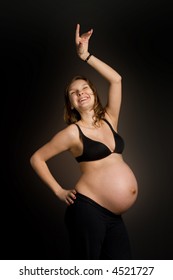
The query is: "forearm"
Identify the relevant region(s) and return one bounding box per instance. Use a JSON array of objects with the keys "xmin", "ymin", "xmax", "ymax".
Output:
[
  {"xmin": 30, "ymin": 157, "xmax": 62, "ymax": 197},
  {"xmin": 82, "ymin": 53, "xmax": 121, "ymax": 83},
  {"xmin": 75, "ymin": 24, "xmax": 121, "ymax": 84}
]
